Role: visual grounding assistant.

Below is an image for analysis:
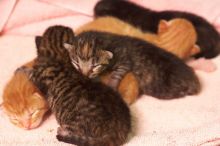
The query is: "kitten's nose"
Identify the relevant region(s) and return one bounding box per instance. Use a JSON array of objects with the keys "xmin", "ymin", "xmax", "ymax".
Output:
[
  {"xmin": 22, "ymin": 120, "xmax": 31, "ymax": 130},
  {"xmin": 81, "ymin": 68, "xmax": 92, "ymax": 77},
  {"xmin": 82, "ymin": 70, "xmax": 89, "ymax": 76}
]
